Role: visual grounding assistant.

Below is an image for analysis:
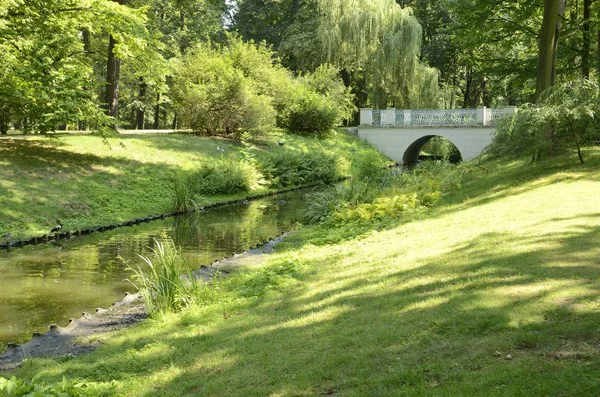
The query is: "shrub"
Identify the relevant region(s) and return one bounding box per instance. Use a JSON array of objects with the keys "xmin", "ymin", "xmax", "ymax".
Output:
[
  {"xmin": 279, "ymin": 90, "xmax": 340, "ymax": 136},
  {"xmin": 171, "ymin": 43, "xmax": 275, "ymax": 138},
  {"xmin": 488, "ymin": 80, "xmax": 600, "ymax": 164},
  {"xmin": 189, "ymin": 159, "xmax": 260, "ymax": 195},
  {"xmin": 256, "ymin": 148, "xmax": 341, "ymax": 188},
  {"xmin": 279, "ymin": 65, "xmax": 355, "ymax": 136},
  {"xmin": 353, "ymin": 149, "xmax": 391, "ymax": 181}
]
